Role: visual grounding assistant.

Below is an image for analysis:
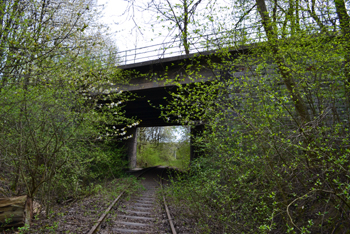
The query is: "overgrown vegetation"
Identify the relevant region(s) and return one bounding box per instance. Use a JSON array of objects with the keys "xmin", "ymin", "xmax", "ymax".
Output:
[
  {"xmin": 24, "ymin": 176, "xmax": 142, "ymax": 233},
  {"xmin": 137, "ymin": 126, "xmax": 190, "ymax": 170},
  {"xmin": 0, "ymin": 0, "xmax": 135, "ymax": 227},
  {"xmin": 3, "ymin": 0, "xmax": 350, "ymax": 233},
  {"xmin": 158, "ymin": 1, "xmax": 350, "ymax": 233}
]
